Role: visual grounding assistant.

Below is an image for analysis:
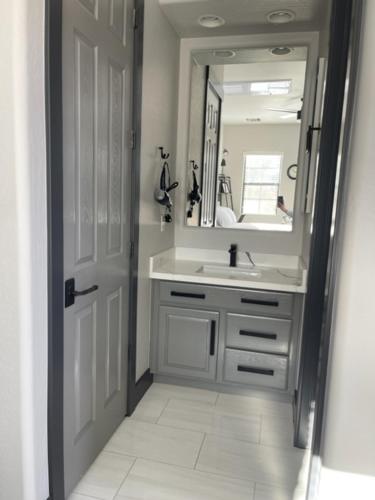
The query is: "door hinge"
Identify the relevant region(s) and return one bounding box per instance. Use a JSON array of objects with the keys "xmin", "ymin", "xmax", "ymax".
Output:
[
  {"xmin": 130, "ymin": 129, "xmax": 136, "ymax": 150},
  {"xmin": 132, "ymin": 8, "xmax": 137, "ymax": 29},
  {"xmin": 306, "ymin": 125, "xmax": 322, "ymax": 154}
]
